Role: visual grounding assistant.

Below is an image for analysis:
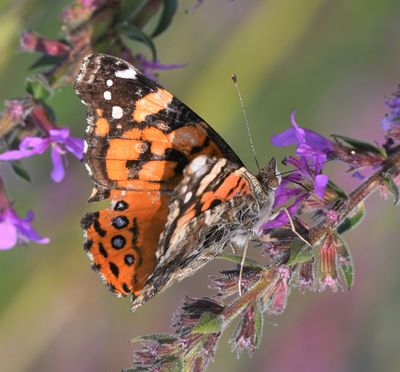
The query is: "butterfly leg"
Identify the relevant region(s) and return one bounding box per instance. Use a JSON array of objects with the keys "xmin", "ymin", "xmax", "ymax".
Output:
[
  {"xmin": 281, "ymin": 207, "xmax": 311, "ymax": 247},
  {"xmin": 229, "ymin": 242, "xmax": 238, "ymax": 255},
  {"xmin": 238, "ymin": 238, "xmax": 249, "ymax": 297}
]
